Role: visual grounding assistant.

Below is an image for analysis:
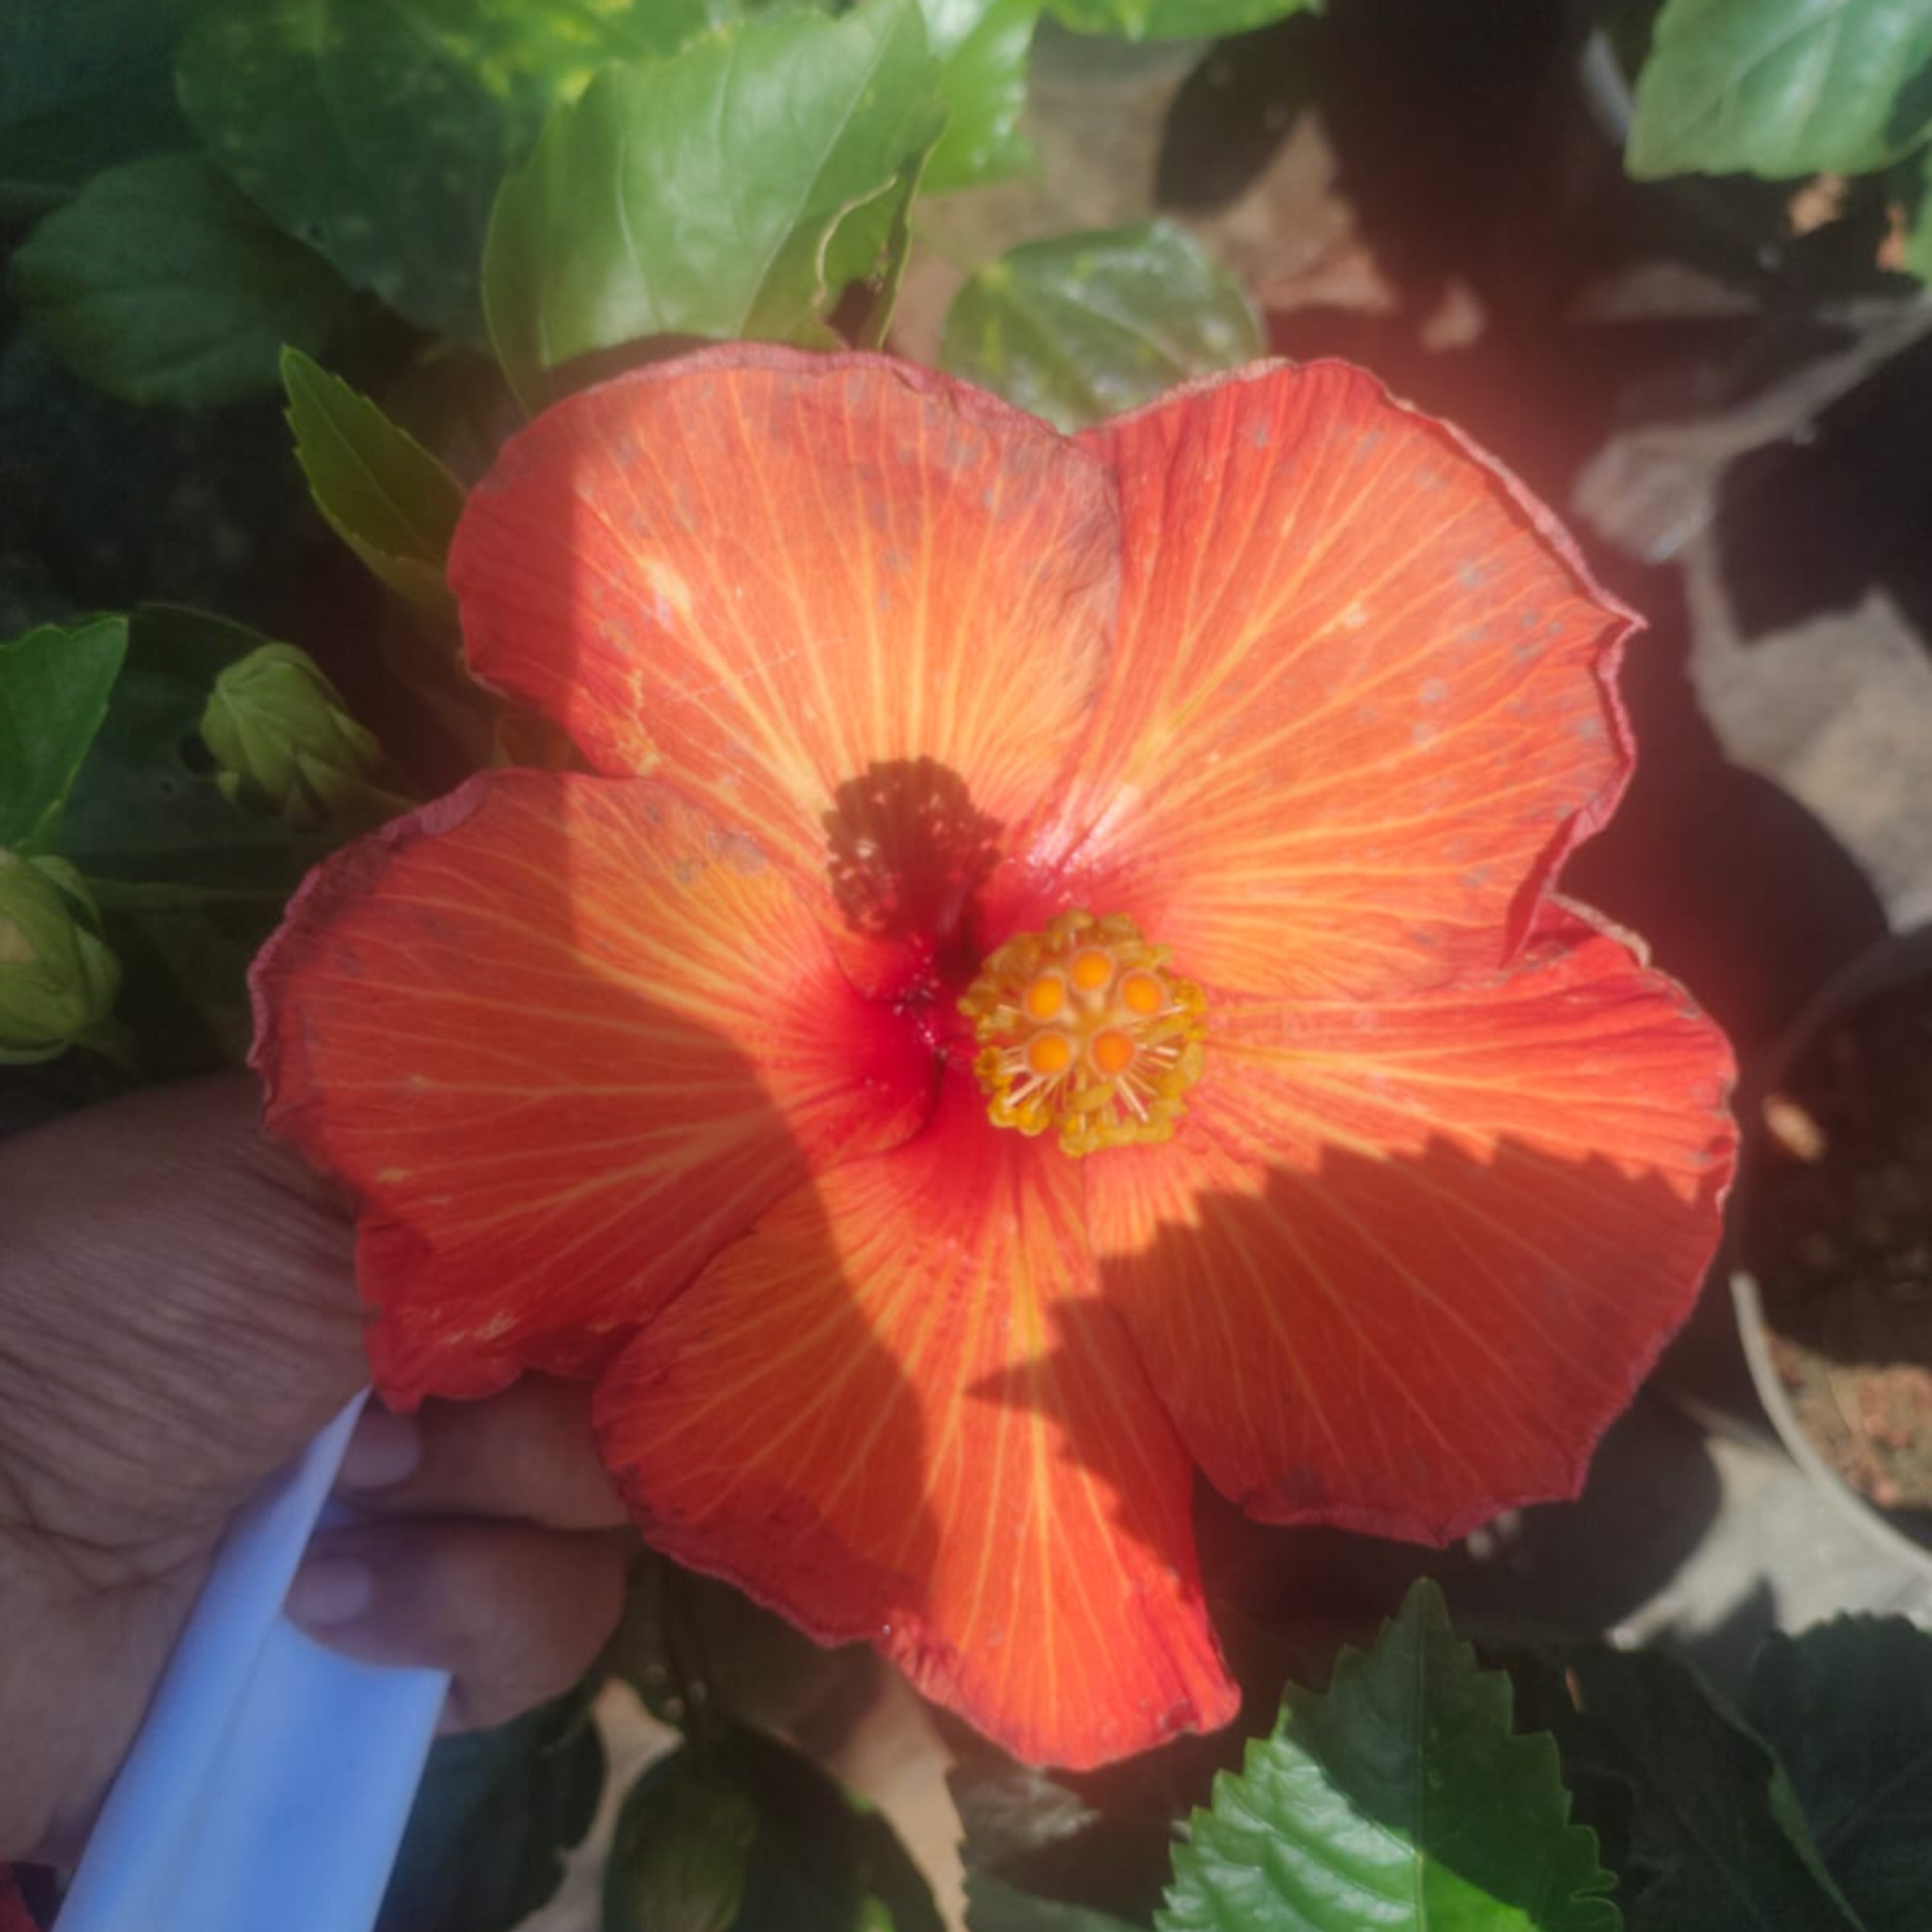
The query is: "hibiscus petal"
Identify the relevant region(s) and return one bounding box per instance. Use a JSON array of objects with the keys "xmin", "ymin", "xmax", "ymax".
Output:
[
  {"xmin": 251, "ymin": 771, "xmax": 931, "ymax": 1405},
  {"xmin": 594, "ymin": 1079, "xmax": 1237, "ymax": 1768},
  {"xmin": 1037, "ymin": 361, "xmax": 1634, "ymax": 1001},
  {"xmin": 450, "ymin": 345, "xmax": 1119, "ymax": 889},
  {"xmin": 1083, "ymin": 909, "xmax": 1735, "ymax": 1543}
]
